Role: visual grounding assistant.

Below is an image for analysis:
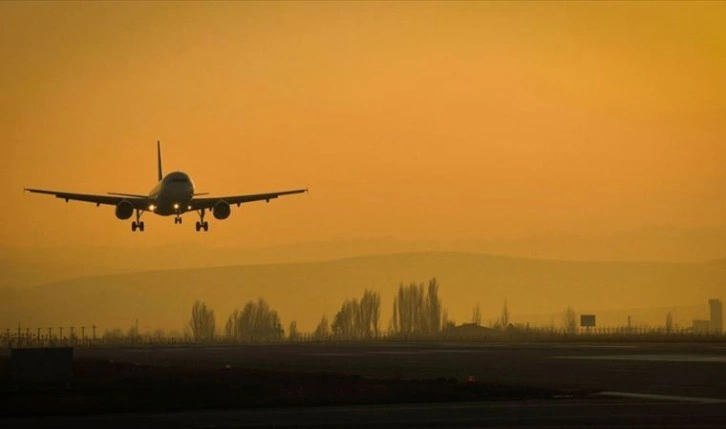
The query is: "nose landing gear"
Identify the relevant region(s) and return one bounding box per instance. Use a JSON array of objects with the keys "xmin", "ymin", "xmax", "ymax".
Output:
[{"xmin": 174, "ymin": 216, "xmax": 183, "ymax": 224}]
